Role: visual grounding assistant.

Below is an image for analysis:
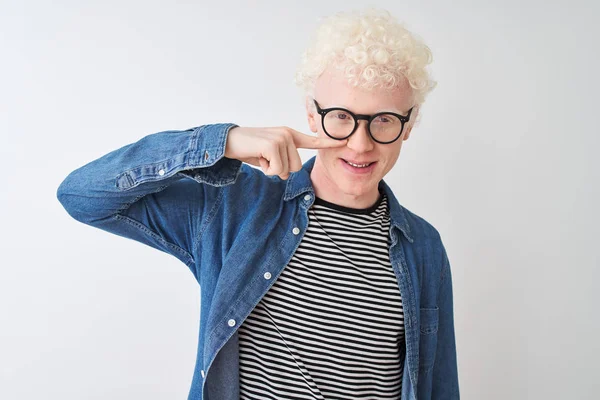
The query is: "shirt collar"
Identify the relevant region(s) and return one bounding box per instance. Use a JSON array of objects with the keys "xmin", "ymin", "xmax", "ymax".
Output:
[{"xmin": 284, "ymin": 155, "xmax": 414, "ymax": 243}]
